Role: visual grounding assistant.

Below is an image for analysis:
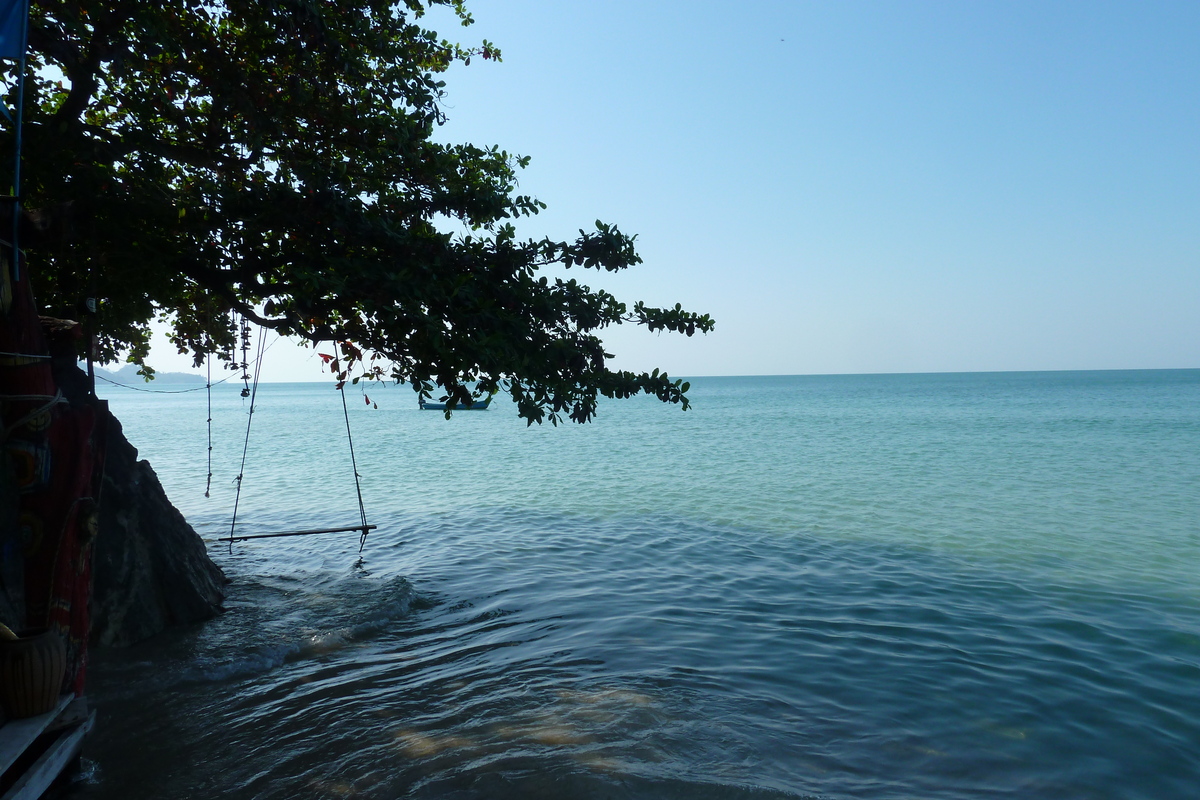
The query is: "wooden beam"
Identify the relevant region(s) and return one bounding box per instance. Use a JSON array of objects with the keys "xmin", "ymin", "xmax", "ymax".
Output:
[
  {"xmin": 0, "ymin": 710, "xmax": 94, "ymax": 800},
  {"xmin": 223, "ymin": 523, "xmax": 376, "ymax": 543},
  {"xmin": 0, "ymin": 695, "xmax": 72, "ymax": 776}
]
